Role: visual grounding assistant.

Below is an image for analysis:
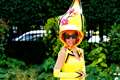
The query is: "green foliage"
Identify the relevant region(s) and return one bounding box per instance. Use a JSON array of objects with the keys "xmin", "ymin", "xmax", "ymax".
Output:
[
  {"xmin": 5, "ymin": 67, "xmax": 37, "ymax": 80},
  {"xmin": 0, "ymin": 19, "xmax": 9, "ymax": 68},
  {"xmin": 0, "ymin": 0, "xmax": 72, "ymax": 31},
  {"xmin": 1, "ymin": 0, "xmax": 120, "ymax": 33},
  {"xmin": 5, "ymin": 58, "xmax": 26, "ymax": 69},
  {"xmin": 53, "ymin": 39, "xmax": 63, "ymax": 57},
  {"xmin": 86, "ymin": 66, "xmax": 113, "ymax": 80},
  {"xmin": 88, "ymin": 47, "xmax": 107, "ymax": 67},
  {"xmin": 0, "ymin": 57, "xmax": 54, "ymax": 80},
  {"xmin": 40, "ymin": 17, "xmax": 63, "ymax": 79},
  {"xmin": 107, "ymin": 23, "xmax": 120, "ymax": 63},
  {"xmin": 36, "ymin": 57, "xmax": 56, "ymax": 80},
  {"xmin": 40, "ymin": 57, "xmax": 55, "ymax": 72},
  {"xmin": 0, "ymin": 19, "xmax": 9, "ymax": 54},
  {"xmin": 0, "ymin": 57, "xmax": 56, "ymax": 80},
  {"xmin": 0, "ymin": 18, "xmax": 31, "ymax": 80},
  {"xmin": 83, "ymin": 0, "xmax": 120, "ymax": 32},
  {"xmin": 85, "ymin": 43, "xmax": 120, "ymax": 80},
  {"xmin": 44, "ymin": 17, "xmax": 59, "ymax": 34},
  {"xmin": 86, "ymin": 63, "xmax": 120, "ymax": 80},
  {"xmin": 44, "ymin": 17, "xmax": 63, "ymax": 57},
  {"xmin": 84, "ymin": 42, "xmax": 114, "ymax": 80},
  {"xmin": 0, "ymin": 68, "xmax": 7, "ymax": 79},
  {"xmin": 0, "ymin": 57, "xmax": 27, "ymax": 80}
]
